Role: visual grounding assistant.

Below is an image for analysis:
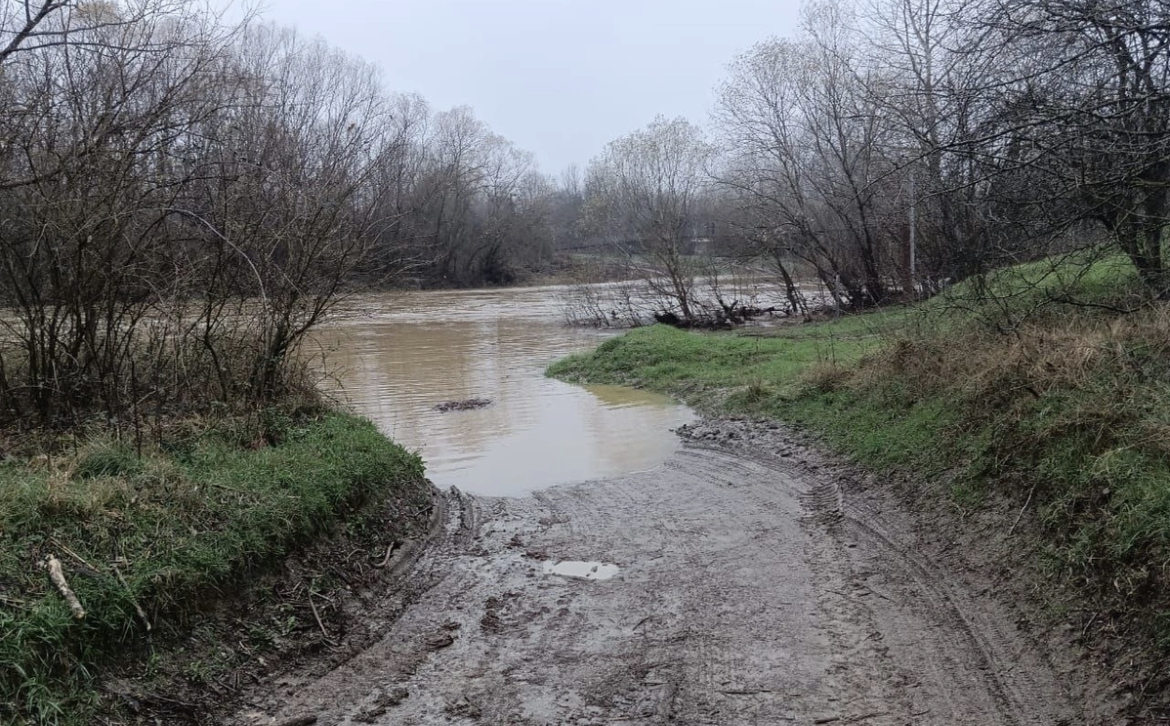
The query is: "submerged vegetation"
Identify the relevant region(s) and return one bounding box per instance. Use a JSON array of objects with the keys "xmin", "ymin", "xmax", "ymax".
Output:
[{"xmin": 551, "ymin": 255, "xmax": 1170, "ymax": 663}]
